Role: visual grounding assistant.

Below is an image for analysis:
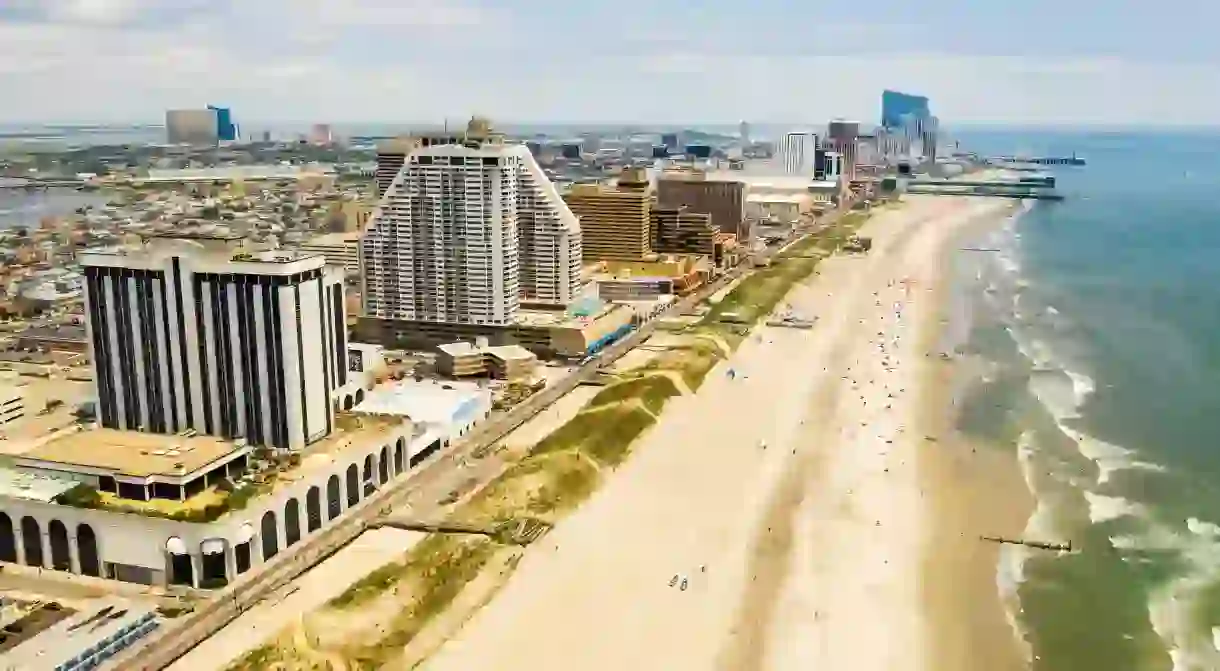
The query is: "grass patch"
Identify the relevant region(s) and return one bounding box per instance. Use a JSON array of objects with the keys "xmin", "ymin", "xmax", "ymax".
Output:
[
  {"xmin": 588, "ymin": 374, "xmax": 681, "ymax": 414},
  {"xmin": 338, "ymin": 536, "xmax": 497, "ymax": 669}
]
